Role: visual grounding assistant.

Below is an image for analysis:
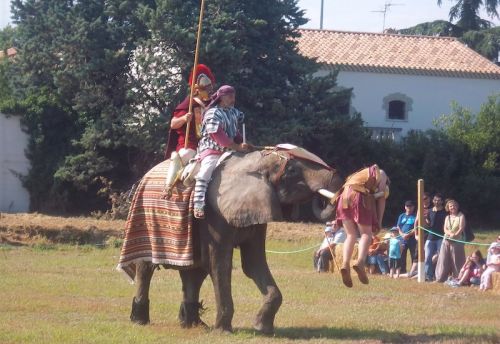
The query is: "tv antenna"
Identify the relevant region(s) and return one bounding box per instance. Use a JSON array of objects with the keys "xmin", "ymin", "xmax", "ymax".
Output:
[
  {"xmin": 320, "ymin": 0, "xmax": 327, "ymax": 29},
  {"xmin": 371, "ymin": 1, "xmax": 404, "ymax": 32}
]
